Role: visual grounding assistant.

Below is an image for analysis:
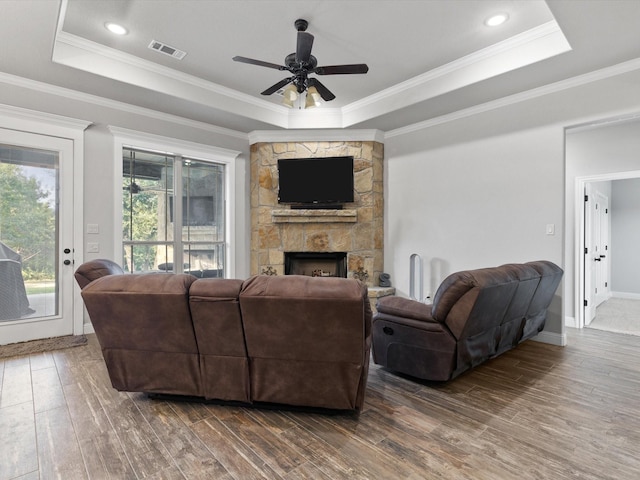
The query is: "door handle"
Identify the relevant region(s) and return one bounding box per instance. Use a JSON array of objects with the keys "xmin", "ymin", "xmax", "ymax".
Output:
[
  {"xmin": 599, "ymin": 255, "xmax": 606, "ymax": 258},
  {"xmin": 594, "ymin": 258, "xmax": 601, "ymax": 262}
]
